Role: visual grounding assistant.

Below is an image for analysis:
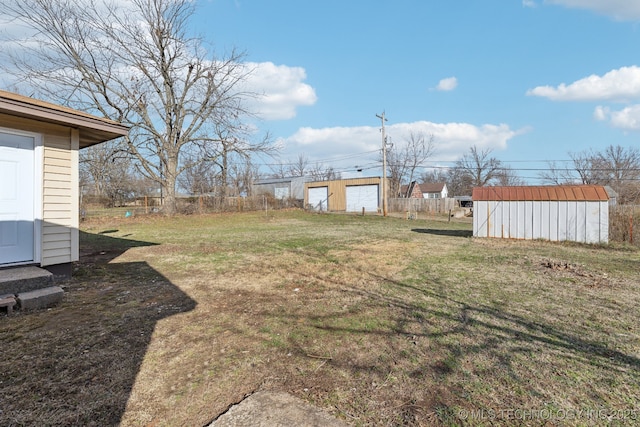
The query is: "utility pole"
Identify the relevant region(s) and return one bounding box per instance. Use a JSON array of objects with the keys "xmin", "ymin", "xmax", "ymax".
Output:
[{"xmin": 376, "ymin": 112, "xmax": 388, "ymax": 216}]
